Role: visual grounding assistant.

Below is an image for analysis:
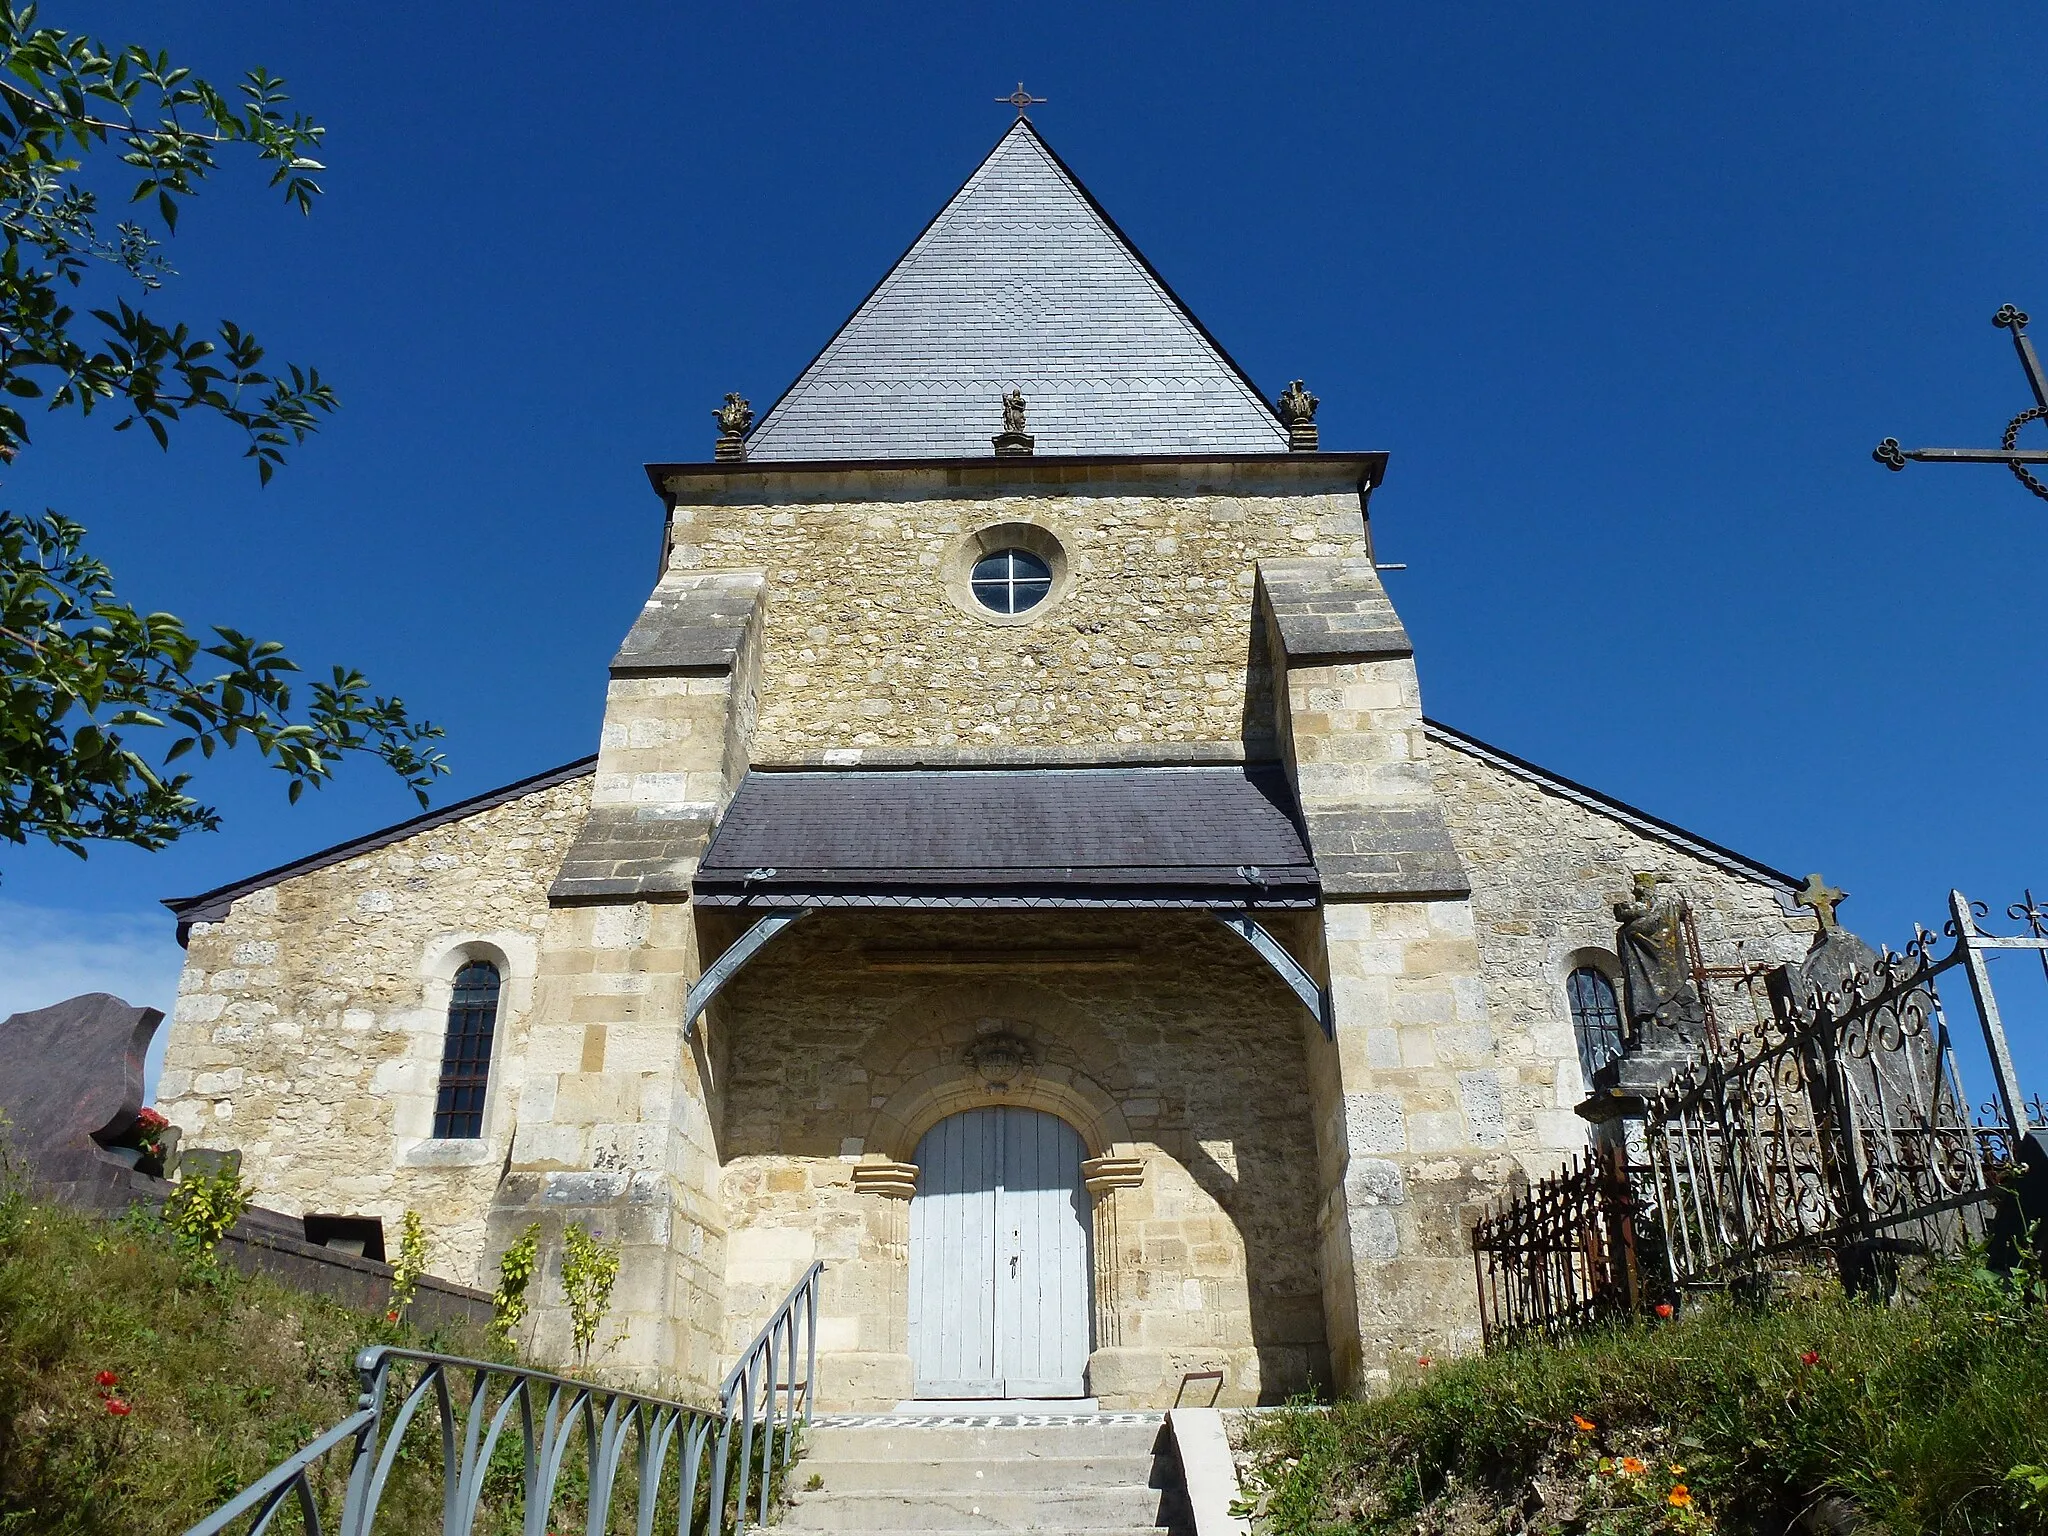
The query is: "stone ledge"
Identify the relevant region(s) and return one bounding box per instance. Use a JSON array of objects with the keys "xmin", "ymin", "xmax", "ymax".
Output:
[
  {"xmin": 1258, "ymin": 557, "xmax": 1413, "ymax": 664},
  {"xmin": 1302, "ymin": 805, "xmax": 1470, "ymax": 898},
  {"xmin": 549, "ymin": 807, "xmax": 712, "ymax": 902},
  {"xmin": 609, "ymin": 571, "xmax": 765, "ymax": 675}
]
